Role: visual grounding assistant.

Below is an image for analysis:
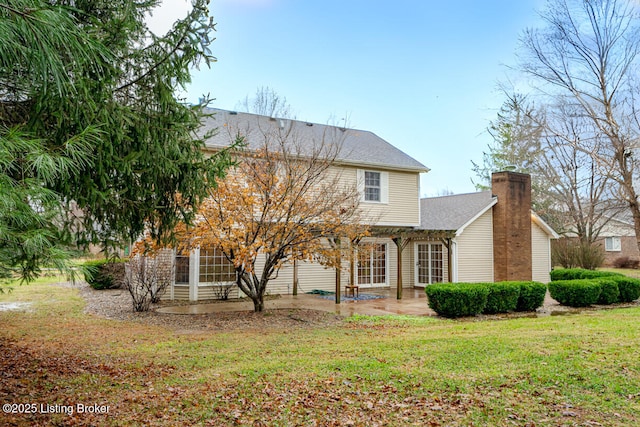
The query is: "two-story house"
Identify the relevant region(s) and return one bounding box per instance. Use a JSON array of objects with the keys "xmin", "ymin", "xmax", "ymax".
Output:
[{"xmin": 165, "ymin": 109, "xmax": 557, "ymax": 301}]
